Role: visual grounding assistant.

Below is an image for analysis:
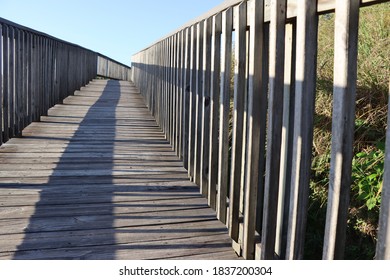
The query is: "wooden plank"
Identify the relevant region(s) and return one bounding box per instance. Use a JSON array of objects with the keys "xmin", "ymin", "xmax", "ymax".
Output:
[
  {"xmin": 2, "ymin": 25, "xmax": 10, "ymax": 143},
  {"xmin": 182, "ymin": 27, "xmax": 191, "ymax": 170},
  {"xmin": 376, "ymin": 83, "xmax": 390, "ymax": 260},
  {"xmin": 176, "ymin": 31, "xmax": 183, "ymax": 158},
  {"xmin": 0, "ymin": 80, "xmax": 239, "ymax": 260},
  {"xmin": 285, "ymin": 0, "xmax": 318, "ymax": 260},
  {"xmin": 208, "ymin": 13, "xmax": 222, "ymax": 210},
  {"xmin": 200, "ymin": 17, "xmax": 212, "ymax": 197},
  {"xmin": 261, "ymin": 0, "xmax": 287, "ymax": 260},
  {"xmin": 0, "ymin": 220, "xmax": 228, "ymax": 252},
  {"xmin": 323, "ymin": 0, "xmax": 360, "ymax": 260},
  {"xmin": 275, "ymin": 22, "xmax": 296, "ymax": 259},
  {"xmin": 4, "ymin": 233, "xmax": 235, "ymax": 260},
  {"xmin": 0, "ymin": 23, "xmax": 3, "ymax": 145},
  {"xmin": 217, "ymin": 7, "xmax": 233, "ymax": 225},
  {"xmin": 242, "ymin": 0, "xmax": 266, "ymax": 260},
  {"xmin": 188, "ymin": 24, "xmax": 198, "ymax": 180},
  {"xmin": 193, "ymin": 21, "xmax": 204, "ymax": 185},
  {"xmin": 8, "ymin": 27, "xmax": 15, "ymax": 139},
  {"xmin": 229, "ymin": 1, "xmax": 247, "ymax": 243}
]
